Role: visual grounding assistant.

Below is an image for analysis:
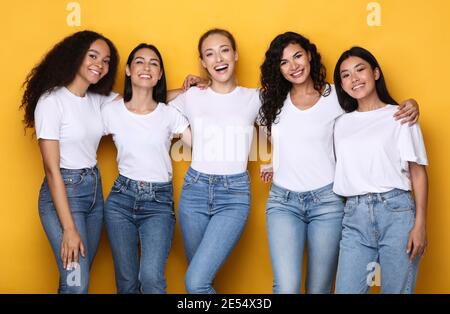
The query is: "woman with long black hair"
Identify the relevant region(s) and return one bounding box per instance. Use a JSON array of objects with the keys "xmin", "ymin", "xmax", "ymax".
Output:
[
  {"xmin": 102, "ymin": 43, "xmax": 191, "ymax": 294},
  {"xmin": 333, "ymin": 46, "xmax": 428, "ymax": 293}
]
